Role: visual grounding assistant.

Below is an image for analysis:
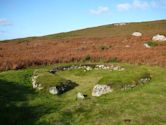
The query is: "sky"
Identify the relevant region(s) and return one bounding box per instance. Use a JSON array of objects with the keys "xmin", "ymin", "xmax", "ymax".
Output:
[{"xmin": 0, "ymin": 0, "xmax": 166, "ymax": 40}]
